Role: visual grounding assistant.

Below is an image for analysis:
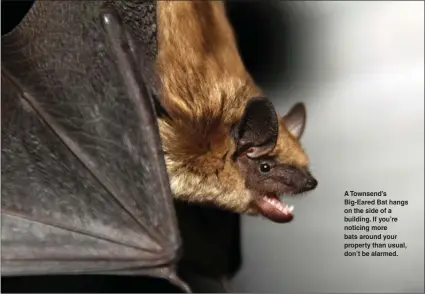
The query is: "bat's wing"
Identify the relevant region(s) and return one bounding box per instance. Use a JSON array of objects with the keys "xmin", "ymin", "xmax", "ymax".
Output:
[{"xmin": 1, "ymin": 1, "xmax": 185, "ymax": 289}]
